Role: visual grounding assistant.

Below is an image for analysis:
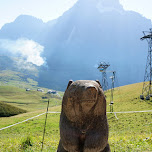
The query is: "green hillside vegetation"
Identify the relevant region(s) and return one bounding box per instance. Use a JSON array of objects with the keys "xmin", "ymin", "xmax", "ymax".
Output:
[
  {"xmin": 0, "ymin": 56, "xmax": 40, "ymax": 90},
  {"xmin": 0, "ymin": 101, "xmax": 26, "ymax": 117},
  {"xmin": 0, "ymin": 82, "xmax": 152, "ymax": 151},
  {"xmin": 0, "ymin": 70, "xmax": 38, "ymax": 89},
  {"xmin": 0, "ymin": 86, "xmax": 62, "ymax": 112},
  {"xmin": 105, "ymin": 82, "xmax": 152, "ymax": 112}
]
